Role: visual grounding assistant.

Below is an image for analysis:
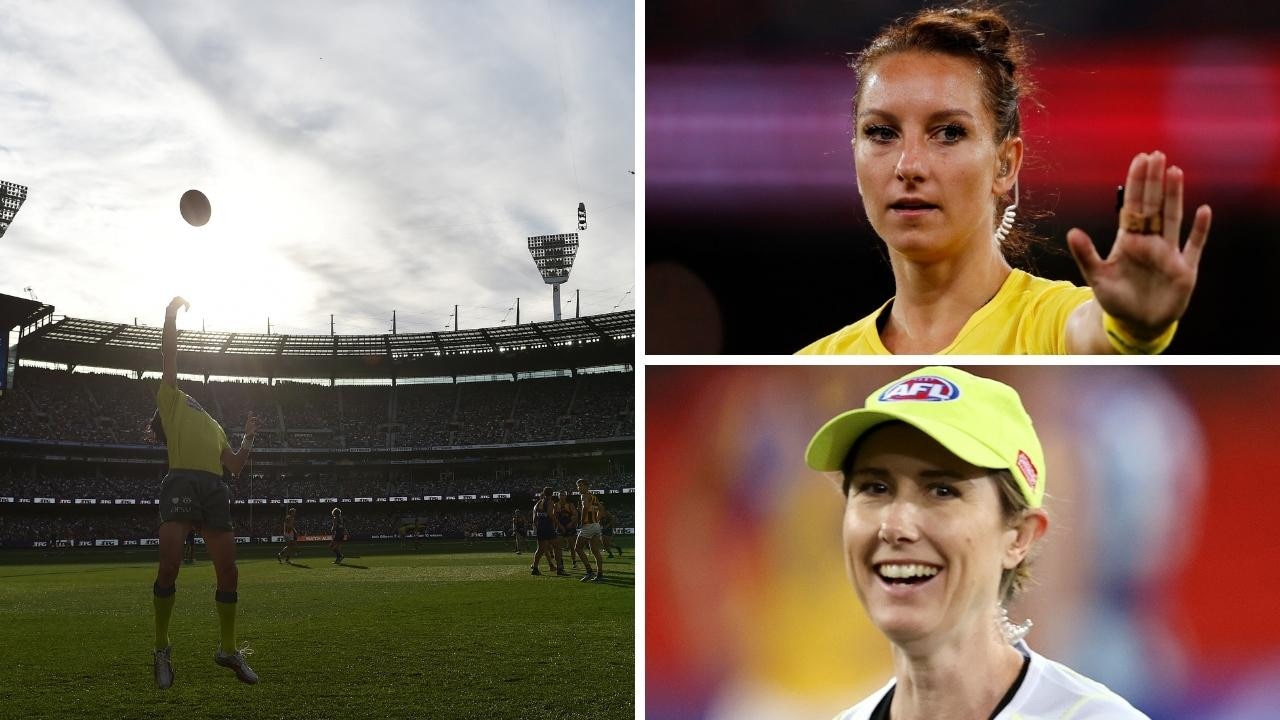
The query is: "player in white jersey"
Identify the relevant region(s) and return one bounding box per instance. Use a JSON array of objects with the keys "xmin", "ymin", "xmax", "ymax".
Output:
[{"xmin": 806, "ymin": 367, "xmax": 1148, "ymax": 720}]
